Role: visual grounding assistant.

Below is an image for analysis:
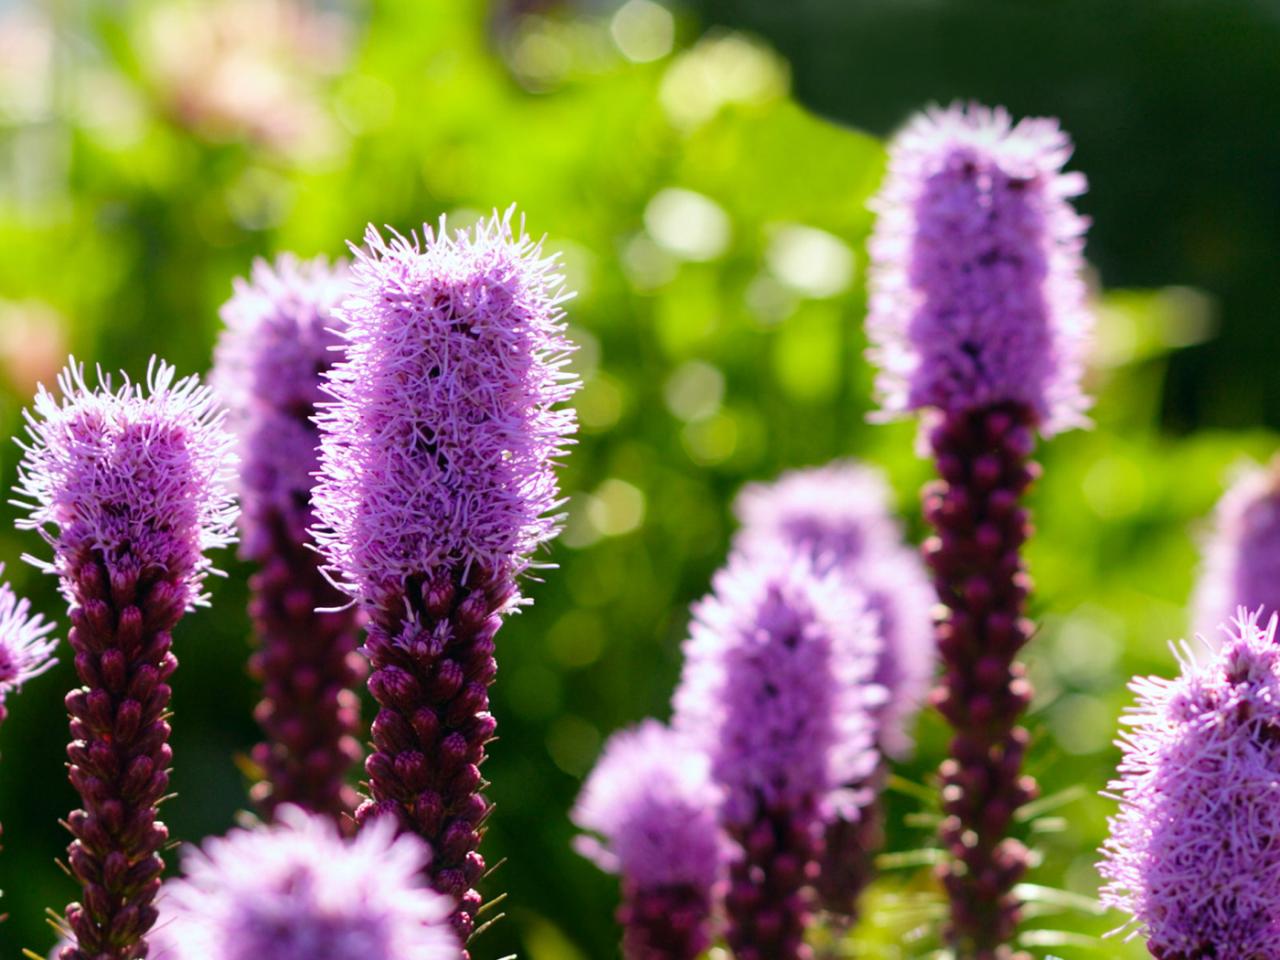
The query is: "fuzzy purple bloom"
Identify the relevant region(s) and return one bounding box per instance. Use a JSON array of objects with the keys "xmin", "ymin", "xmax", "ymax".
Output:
[
  {"xmin": 574, "ymin": 721, "xmax": 727, "ymax": 960},
  {"xmin": 312, "ymin": 210, "xmax": 577, "ymax": 602},
  {"xmin": 1192, "ymin": 461, "xmax": 1280, "ymax": 640},
  {"xmin": 14, "ymin": 359, "xmax": 237, "ymax": 960},
  {"xmin": 151, "ymin": 807, "xmax": 460, "ymax": 960},
  {"xmin": 867, "ymin": 103, "xmax": 1092, "ymax": 436},
  {"xmin": 311, "ymin": 209, "xmax": 578, "ymax": 947},
  {"xmin": 674, "ymin": 552, "xmax": 881, "ymax": 960},
  {"xmin": 1099, "ymin": 610, "xmax": 1280, "ymax": 959},
  {"xmin": 0, "ymin": 565, "xmax": 57, "ymax": 722},
  {"xmin": 734, "ymin": 461, "xmax": 935, "ymax": 757},
  {"xmin": 213, "ymin": 255, "xmax": 365, "ymax": 823}
]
